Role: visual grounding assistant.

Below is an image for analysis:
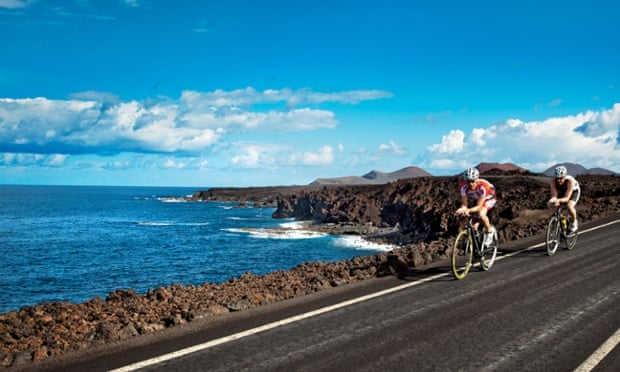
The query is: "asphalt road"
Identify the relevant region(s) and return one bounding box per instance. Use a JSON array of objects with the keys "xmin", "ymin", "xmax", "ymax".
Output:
[{"xmin": 32, "ymin": 216, "xmax": 620, "ymax": 372}]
